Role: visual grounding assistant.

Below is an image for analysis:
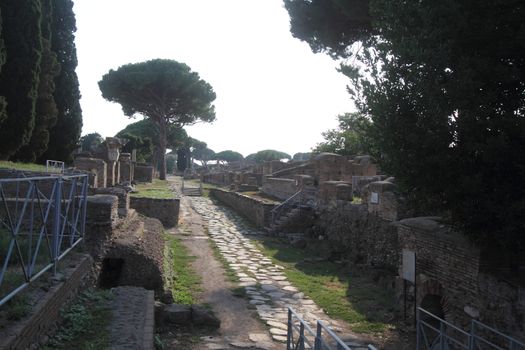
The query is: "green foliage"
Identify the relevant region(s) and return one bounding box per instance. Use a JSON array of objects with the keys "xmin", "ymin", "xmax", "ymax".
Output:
[
  {"xmin": 116, "ymin": 119, "xmax": 189, "ymax": 166},
  {"xmin": 130, "ymin": 179, "xmax": 173, "ymax": 199},
  {"xmin": 313, "ymin": 113, "xmax": 375, "ymax": 156},
  {"xmin": 292, "ymin": 152, "xmax": 312, "ymax": 161},
  {"xmin": 0, "ymin": 160, "xmax": 48, "ymax": 172},
  {"xmin": 215, "ymin": 150, "xmax": 243, "ymax": 164},
  {"xmin": 0, "ymin": 0, "xmax": 43, "ymax": 159},
  {"xmin": 43, "ymin": 289, "xmax": 112, "ymax": 349},
  {"xmin": 40, "ymin": 0, "xmax": 82, "ymax": 163},
  {"xmin": 0, "ymin": 8, "xmax": 8, "ymax": 129},
  {"xmin": 79, "ymin": 132, "xmax": 104, "ymax": 153},
  {"xmin": 164, "ymin": 235, "xmax": 201, "ymax": 304},
  {"xmin": 286, "ymin": 0, "xmax": 525, "ymax": 260},
  {"xmin": 257, "ymin": 238, "xmax": 394, "ymax": 333},
  {"xmin": 192, "ymin": 140, "xmax": 215, "ymax": 167},
  {"xmin": 99, "ymin": 59, "xmax": 216, "ymax": 180},
  {"xmin": 165, "ymin": 153, "xmax": 176, "ymax": 174},
  {"xmin": 284, "ymin": 0, "xmax": 373, "ymax": 59},
  {"xmin": 247, "ymin": 149, "xmax": 291, "ymax": 163},
  {"xmin": 14, "ymin": 0, "xmax": 60, "ymax": 162}
]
